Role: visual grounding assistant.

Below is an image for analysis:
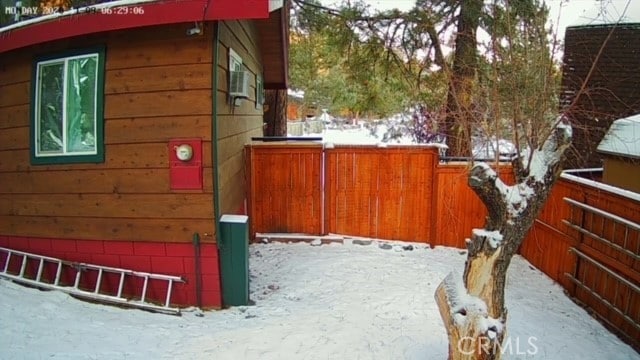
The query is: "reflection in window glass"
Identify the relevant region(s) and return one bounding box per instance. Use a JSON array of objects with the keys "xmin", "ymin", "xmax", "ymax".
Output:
[
  {"xmin": 37, "ymin": 62, "xmax": 64, "ymax": 154},
  {"xmin": 66, "ymin": 56, "xmax": 97, "ymax": 153},
  {"xmin": 35, "ymin": 53, "xmax": 99, "ymax": 157}
]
